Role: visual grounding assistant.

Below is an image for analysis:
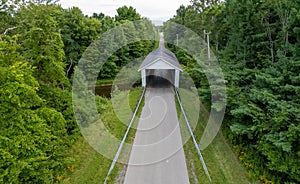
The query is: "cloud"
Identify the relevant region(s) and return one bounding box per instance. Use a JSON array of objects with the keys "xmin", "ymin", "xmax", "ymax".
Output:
[{"xmin": 59, "ymin": 0, "xmax": 190, "ymax": 21}]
